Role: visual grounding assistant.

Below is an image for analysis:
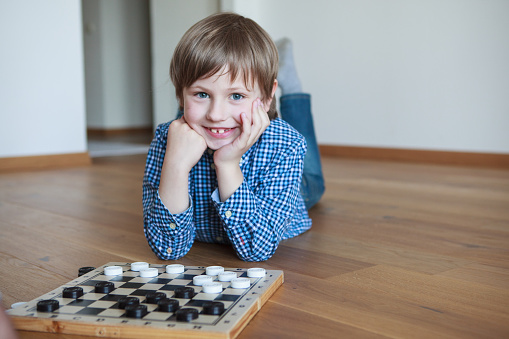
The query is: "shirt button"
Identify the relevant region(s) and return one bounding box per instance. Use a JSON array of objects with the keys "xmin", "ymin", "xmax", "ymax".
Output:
[
  {"xmin": 208, "ymin": 149, "xmax": 213, "ymax": 155},
  {"xmin": 167, "ymin": 248, "xmax": 172, "ymax": 254},
  {"xmin": 210, "ymin": 163, "xmax": 215, "ymax": 169},
  {"xmin": 225, "ymin": 211, "xmax": 232, "ymax": 218},
  {"xmin": 169, "ymin": 223, "xmax": 176, "ymax": 229},
  {"xmin": 216, "ymin": 236, "xmax": 223, "ymax": 242}
]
